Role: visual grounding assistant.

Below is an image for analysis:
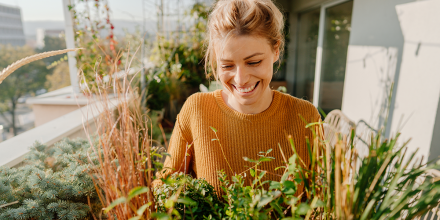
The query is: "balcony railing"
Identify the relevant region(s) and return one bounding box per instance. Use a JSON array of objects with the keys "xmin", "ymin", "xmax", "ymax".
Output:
[{"xmin": 0, "ymin": 96, "xmax": 115, "ymax": 167}]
